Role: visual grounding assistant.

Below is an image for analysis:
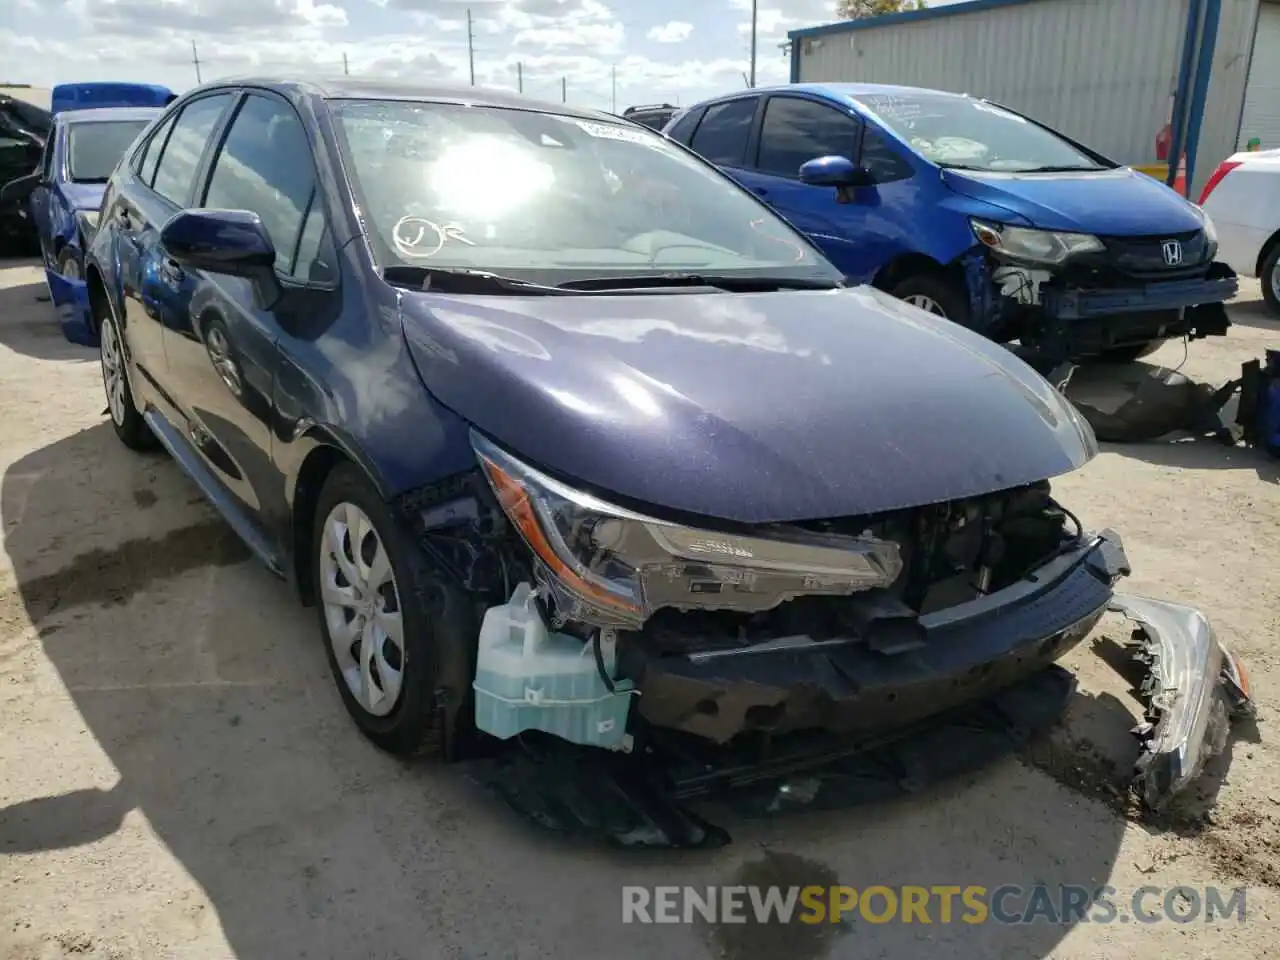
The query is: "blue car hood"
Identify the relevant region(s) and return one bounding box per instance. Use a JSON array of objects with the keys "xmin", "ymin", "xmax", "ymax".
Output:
[
  {"xmin": 942, "ymin": 167, "xmax": 1205, "ymax": 236},
  {"xmin": 60, "ymin": 181, "xmax": 105, "ymax": 212},
  {"xmin": 399, "ymin": 286, "xmax": 1097, "ymax": 524}
]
